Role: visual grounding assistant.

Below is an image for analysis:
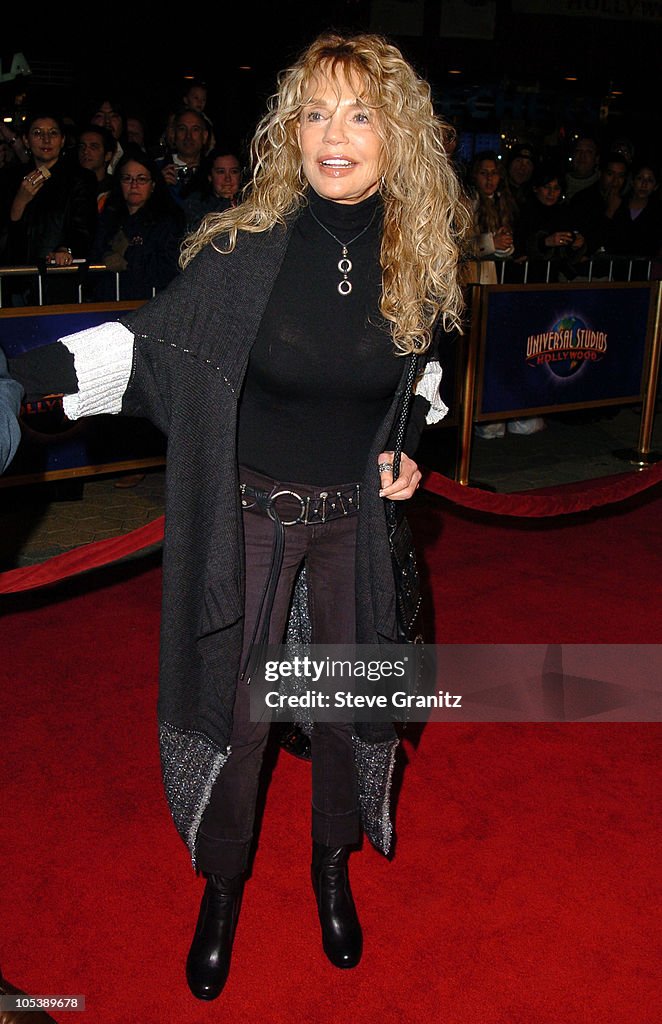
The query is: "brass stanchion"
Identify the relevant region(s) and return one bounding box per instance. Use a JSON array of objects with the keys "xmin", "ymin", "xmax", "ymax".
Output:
[
  {"xmin": 615, "ymin": 279, "xmax": 661, "ymax": 468},
  {"xmin": 456, "ymin": 285, "xmax": 481, "ymax": 486}
]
